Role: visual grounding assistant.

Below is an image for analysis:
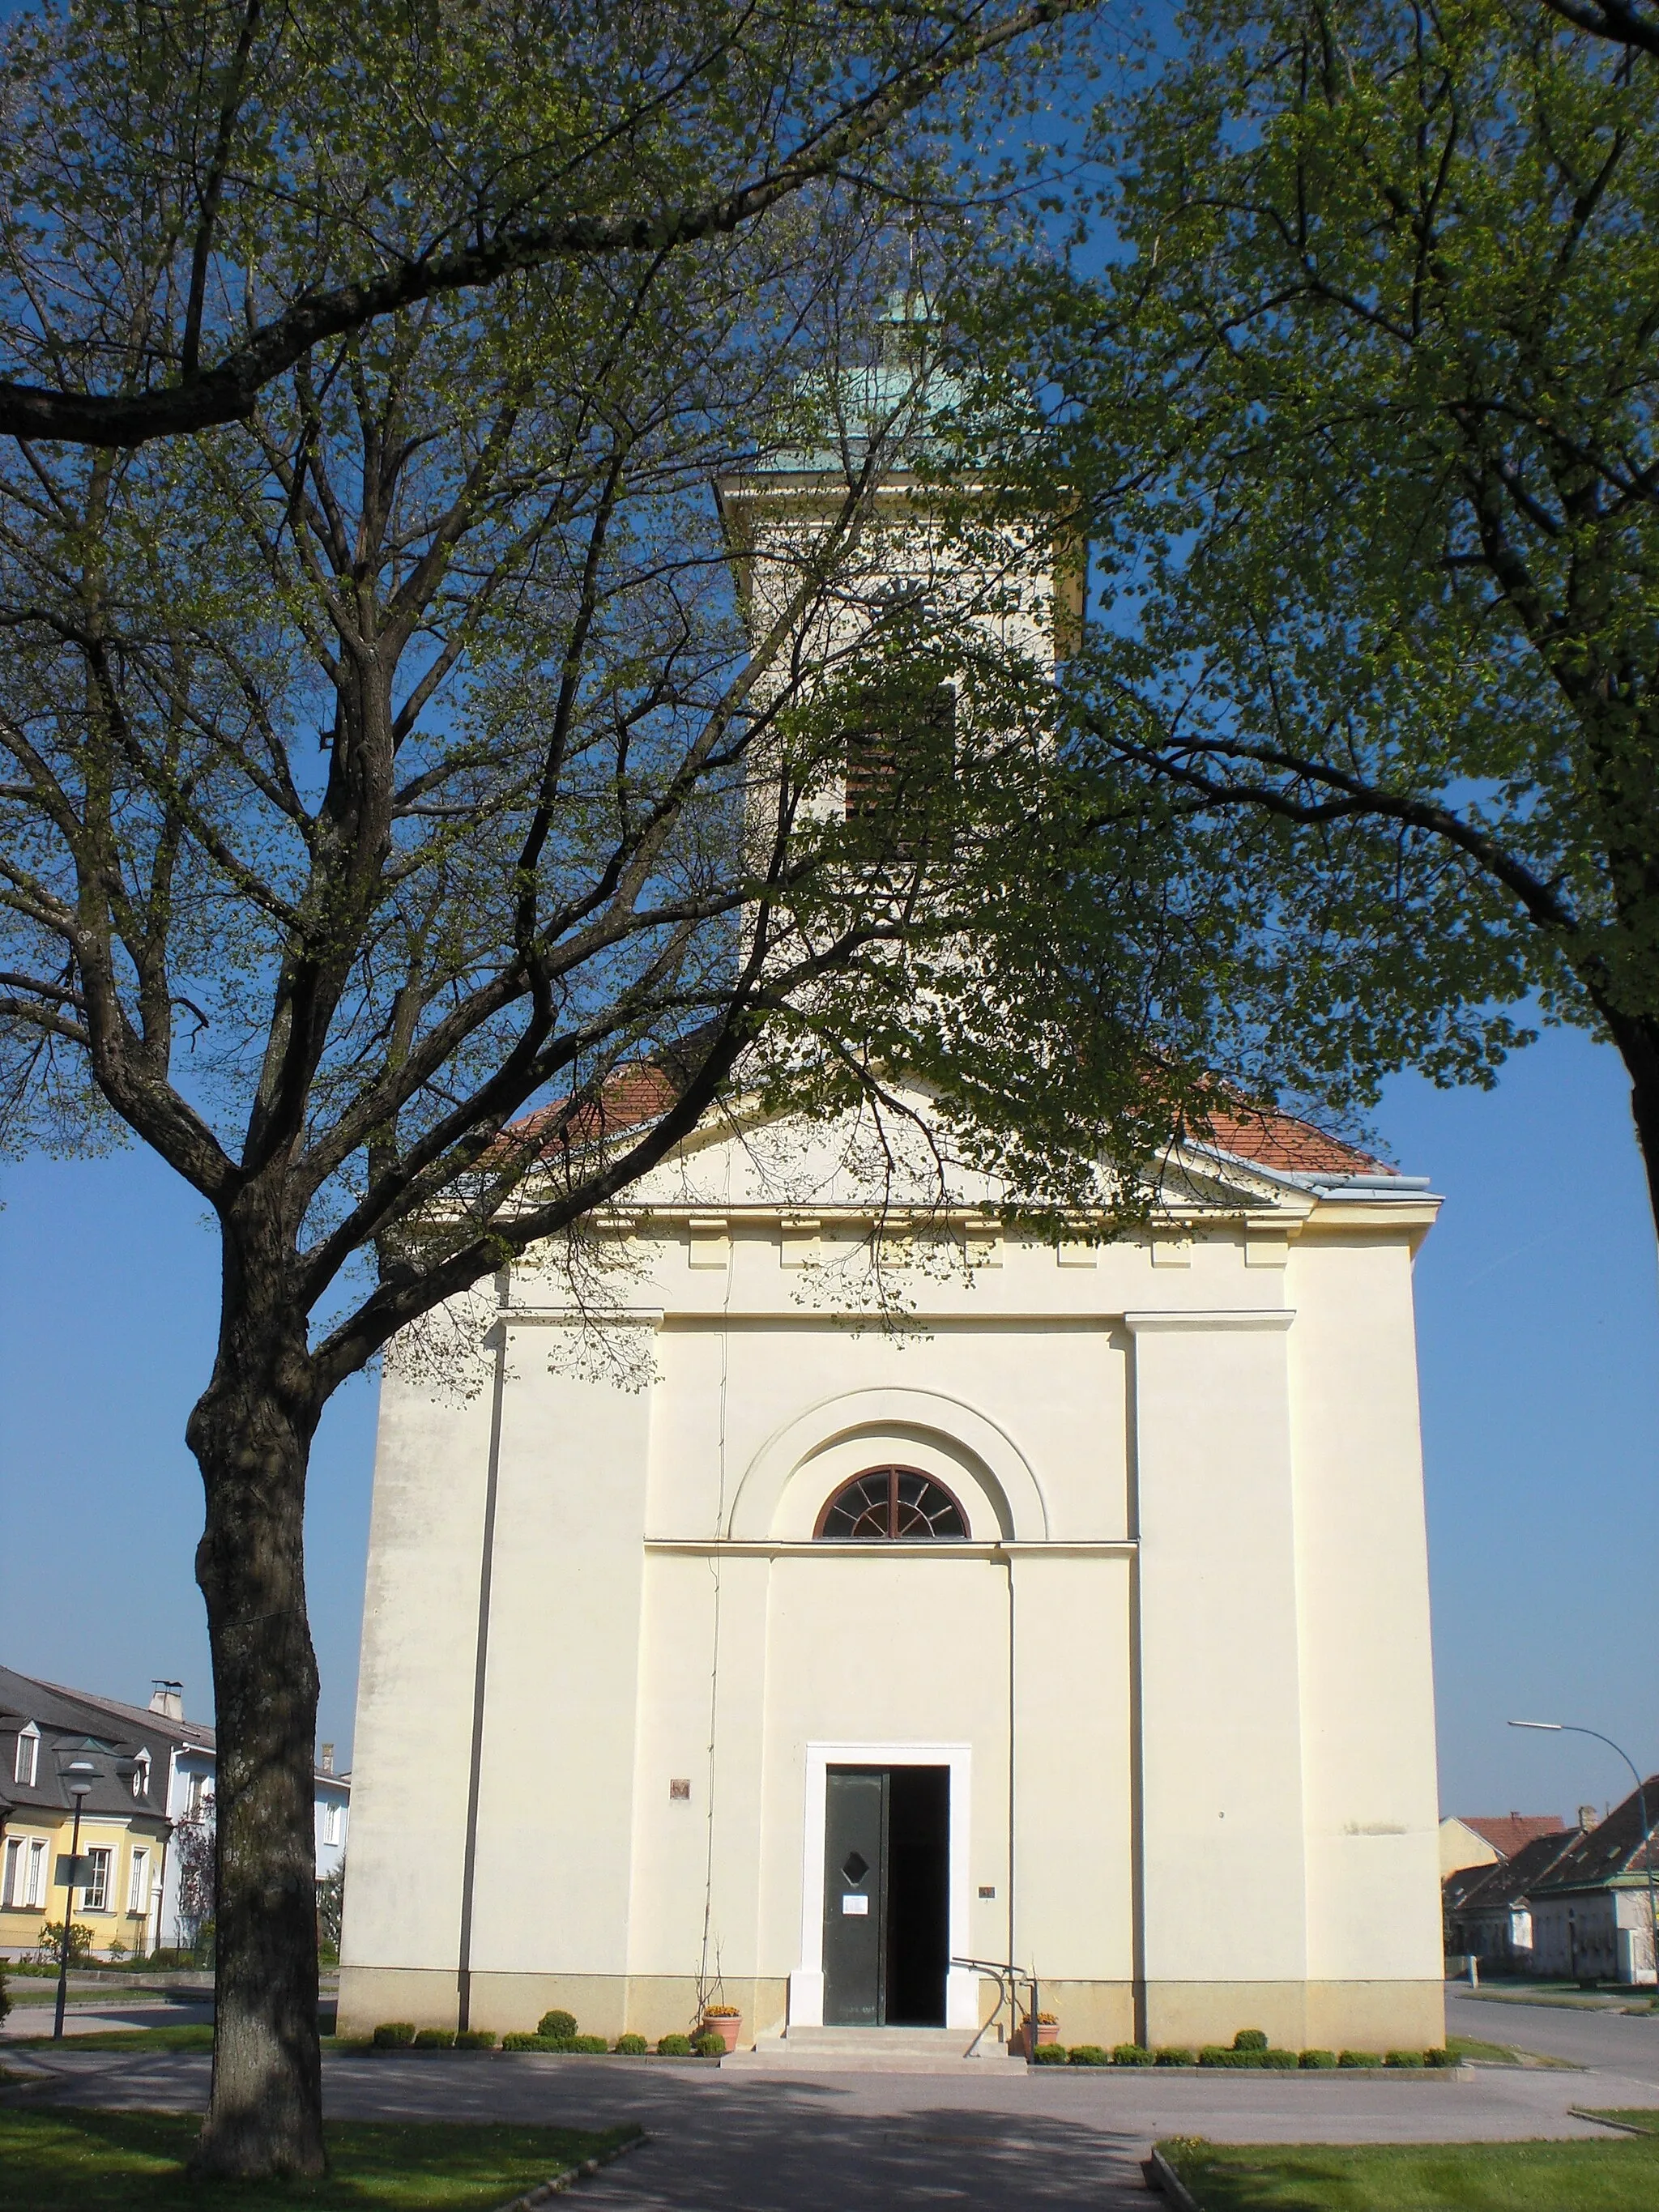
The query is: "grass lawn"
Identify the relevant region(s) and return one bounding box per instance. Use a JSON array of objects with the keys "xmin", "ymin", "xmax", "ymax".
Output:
[
  {"xmin": 1159, "ymin": 2132, "xmax": 1659, "ymax": 2209},
  {"xmin": 6, "ymin": 2023, "xmax": 218, "ymax": 2052},
  {"xmin": 1581, "ymin": 2111, "xmax": 1659, "ymax": 2135},
  {"xmin": 1444, "ymin": 2035, "xmax": 1577, "ymax": 2070},
  {"xmin": 0, "ymin": 2108, "xmax": 638, "ymax": 2210}
]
